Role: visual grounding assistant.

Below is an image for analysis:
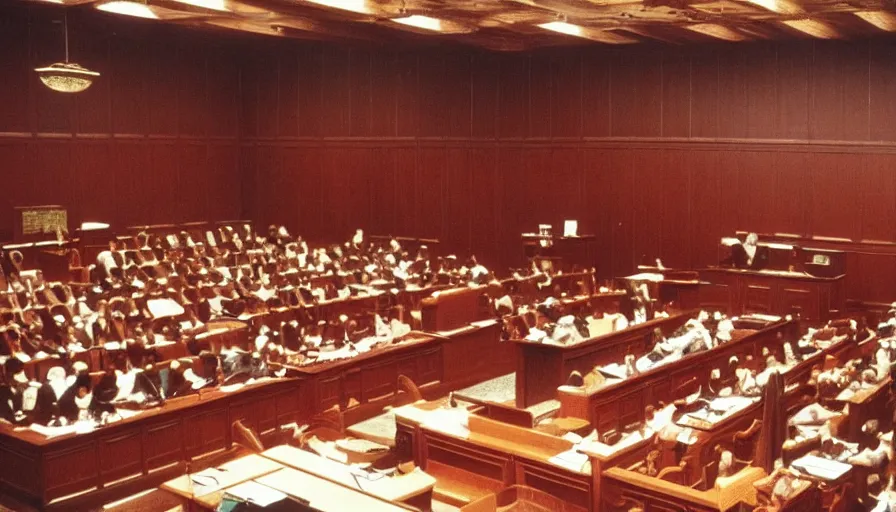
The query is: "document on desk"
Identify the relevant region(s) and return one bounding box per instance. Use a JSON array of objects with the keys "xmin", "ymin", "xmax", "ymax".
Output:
[
  {"xmin": 190, "ymin": 467, "xmax": 231, "ymax": 496},
  {"xmin": 792, "ymin": 455, "xmax": 852, "ymax": 481},
  {"xmin": 29, "ymin": 423, "xmax": 79, "ymax": 438},
  {"xmin": 597, "ymin": 363, "xmax": 629, "ymax": 380},
  {"xmin": 422, "ymin": 408, "xmax": 470, "ymax": 438},
  {"xmin": 548, "ymin": 448, "xmax": 591, "ymax": 473},
  {"xmin": 224, "ymin": 480, "xmax": 287, "ymax": 507}
]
